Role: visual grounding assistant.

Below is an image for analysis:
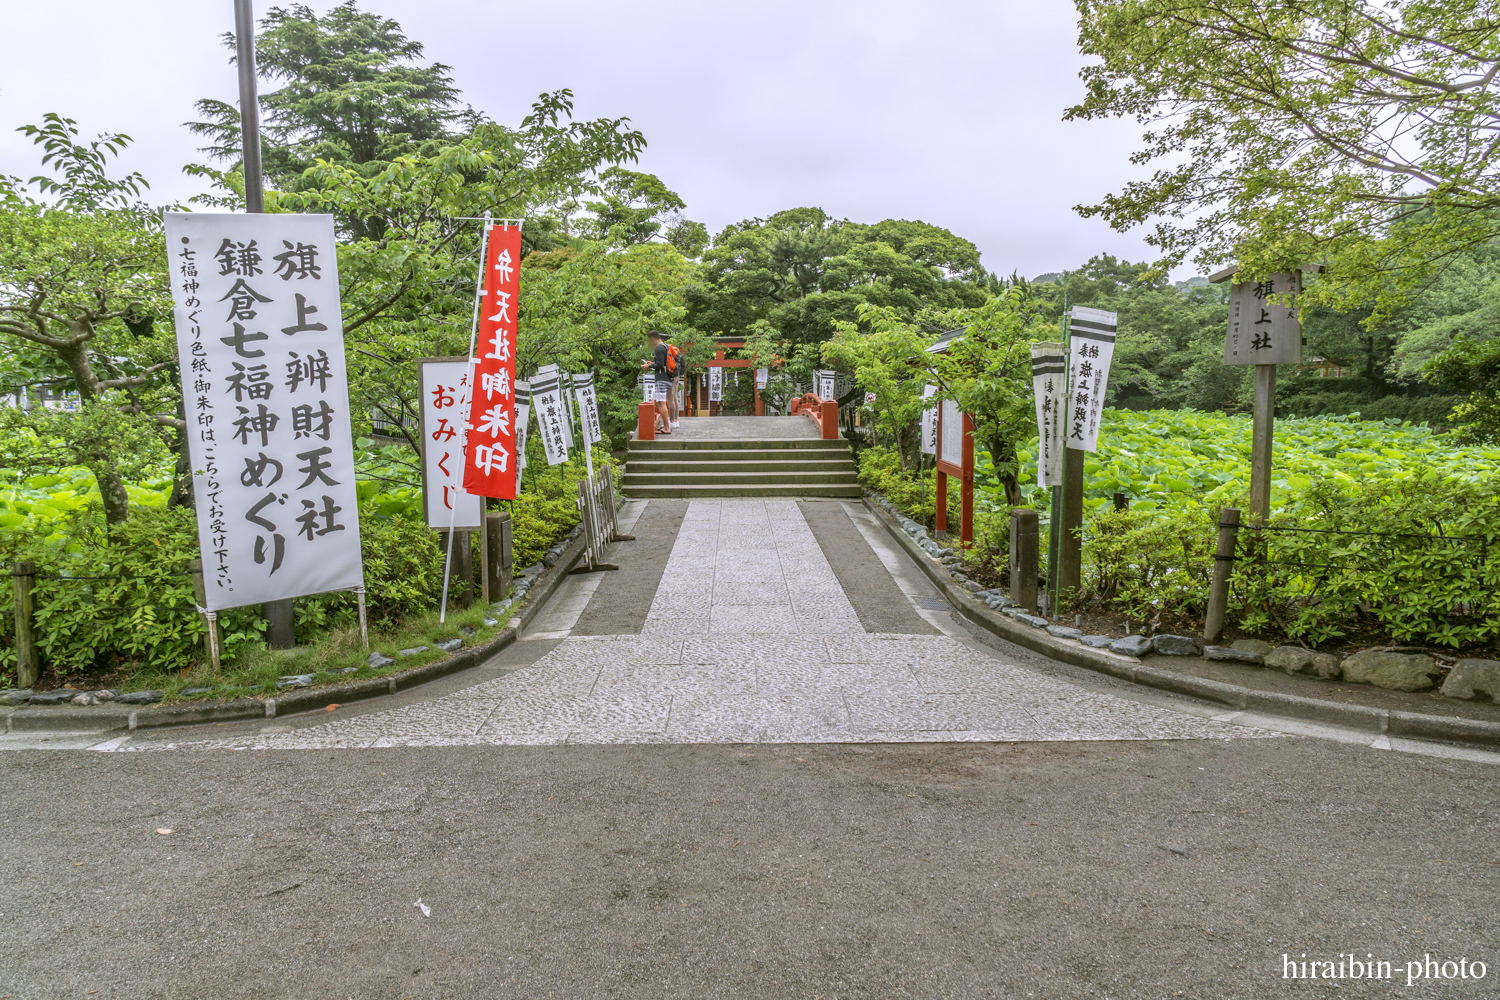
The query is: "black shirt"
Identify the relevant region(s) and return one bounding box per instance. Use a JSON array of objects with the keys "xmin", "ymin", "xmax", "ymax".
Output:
[{"xmin": 652, "ymin": 342, "xmax": 671, "ymax": 378}]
